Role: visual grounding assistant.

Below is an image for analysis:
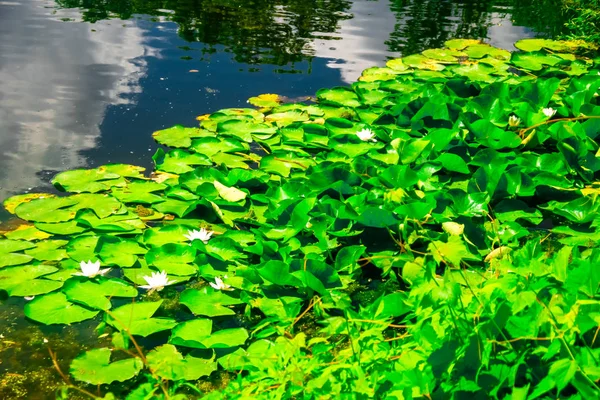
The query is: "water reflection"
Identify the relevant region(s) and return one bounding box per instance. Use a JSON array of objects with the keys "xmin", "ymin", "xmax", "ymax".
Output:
[
  {"xmin": 56, "ymin": 0, "xmax": 354, "ymax": 69},
  {"xmin": 0, "ymin": 0, "xmax": 148, "ymax": 202}
]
